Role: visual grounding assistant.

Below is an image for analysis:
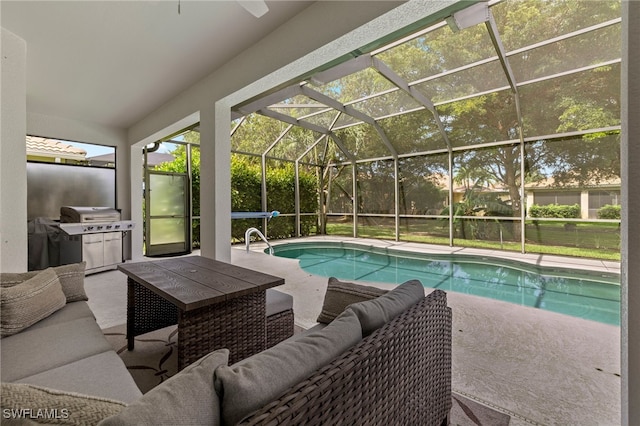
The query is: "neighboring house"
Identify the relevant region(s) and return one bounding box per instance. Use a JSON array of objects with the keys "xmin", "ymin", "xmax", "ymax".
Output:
[
  {"xmin": 26, "ymin": 136, "xmax": 86, "ymax": 164},
  {"xmin": 409, "ymin": 173, "xmax": 621, "ymax": 219},
  {"xmin": 524, "ymin": 177, "xmax": 621, "ymax": 219}
]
